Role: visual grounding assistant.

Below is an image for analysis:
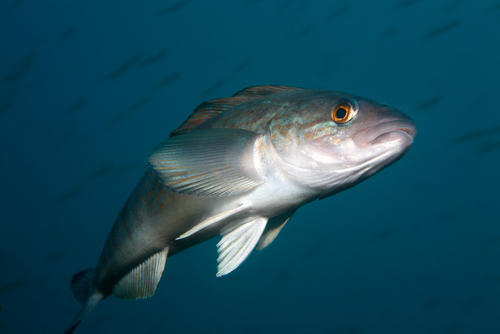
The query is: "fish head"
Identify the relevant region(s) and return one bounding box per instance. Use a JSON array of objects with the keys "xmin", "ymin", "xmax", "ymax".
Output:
[{"xmin": 266, "ymin": 90, "xmax": 416, "ymax": 195}]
